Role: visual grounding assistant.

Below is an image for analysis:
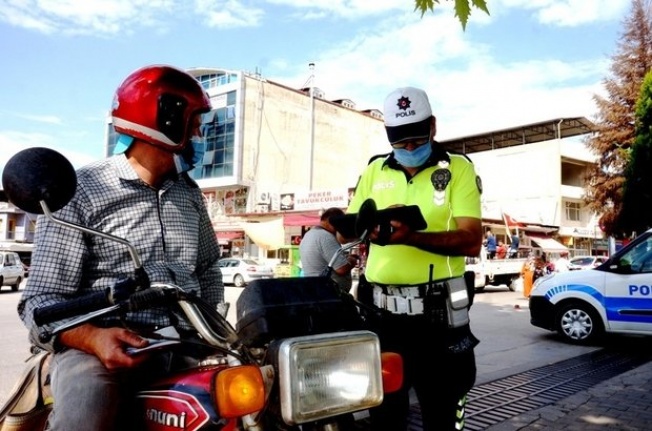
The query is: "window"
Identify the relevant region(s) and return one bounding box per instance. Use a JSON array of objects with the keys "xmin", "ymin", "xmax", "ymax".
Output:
[
  {"xmin": 196, "ymin": 72, "xmax": 238, "ymax": 90},
  {"xmin": 565, "ymin": 202, "xmax": 581, "ymax": 222},
  {"xmin": 620, "ymin": 237, "xmax": 652, "ymax": 273}
]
